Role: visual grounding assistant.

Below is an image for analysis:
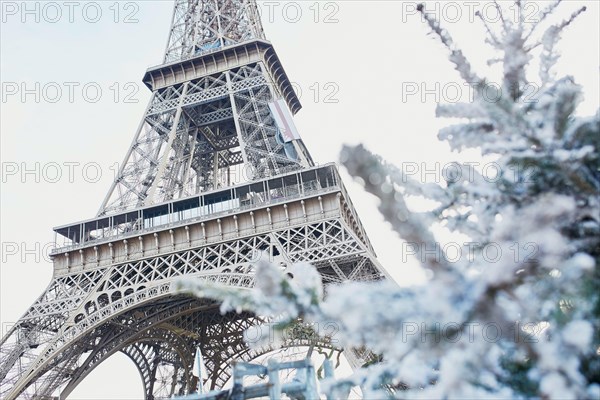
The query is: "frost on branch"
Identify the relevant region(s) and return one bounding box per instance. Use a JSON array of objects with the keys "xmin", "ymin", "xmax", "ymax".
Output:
[
  {"xmin": 176, "ymin": 1, "xmax": 599, "ymax": 399},
  {"xmin": 338, "ymin": 1, "xmax": 597, "ymax": 398},
  {"xmin": 175, "ymin": 259, "xmax": 324, "ymax": 347}
]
